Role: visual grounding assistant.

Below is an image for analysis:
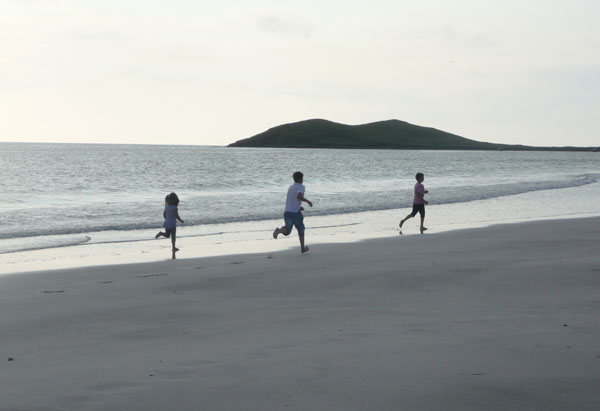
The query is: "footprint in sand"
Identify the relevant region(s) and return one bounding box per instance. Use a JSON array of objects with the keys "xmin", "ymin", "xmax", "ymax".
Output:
[
  {"xmin": 41, "ymin": 290, "xmax": 64, "ymax": 294},
  {"xmin": 98, "ymin": 281, "xmax": 115, "ymax": 284},
  {"xmin": 230, "ymin": 261, "xmax": 244, "ymax": 265},
  {"xmin": 137, "ymin": 273, "xmax": 170, "ymax": 278}
]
